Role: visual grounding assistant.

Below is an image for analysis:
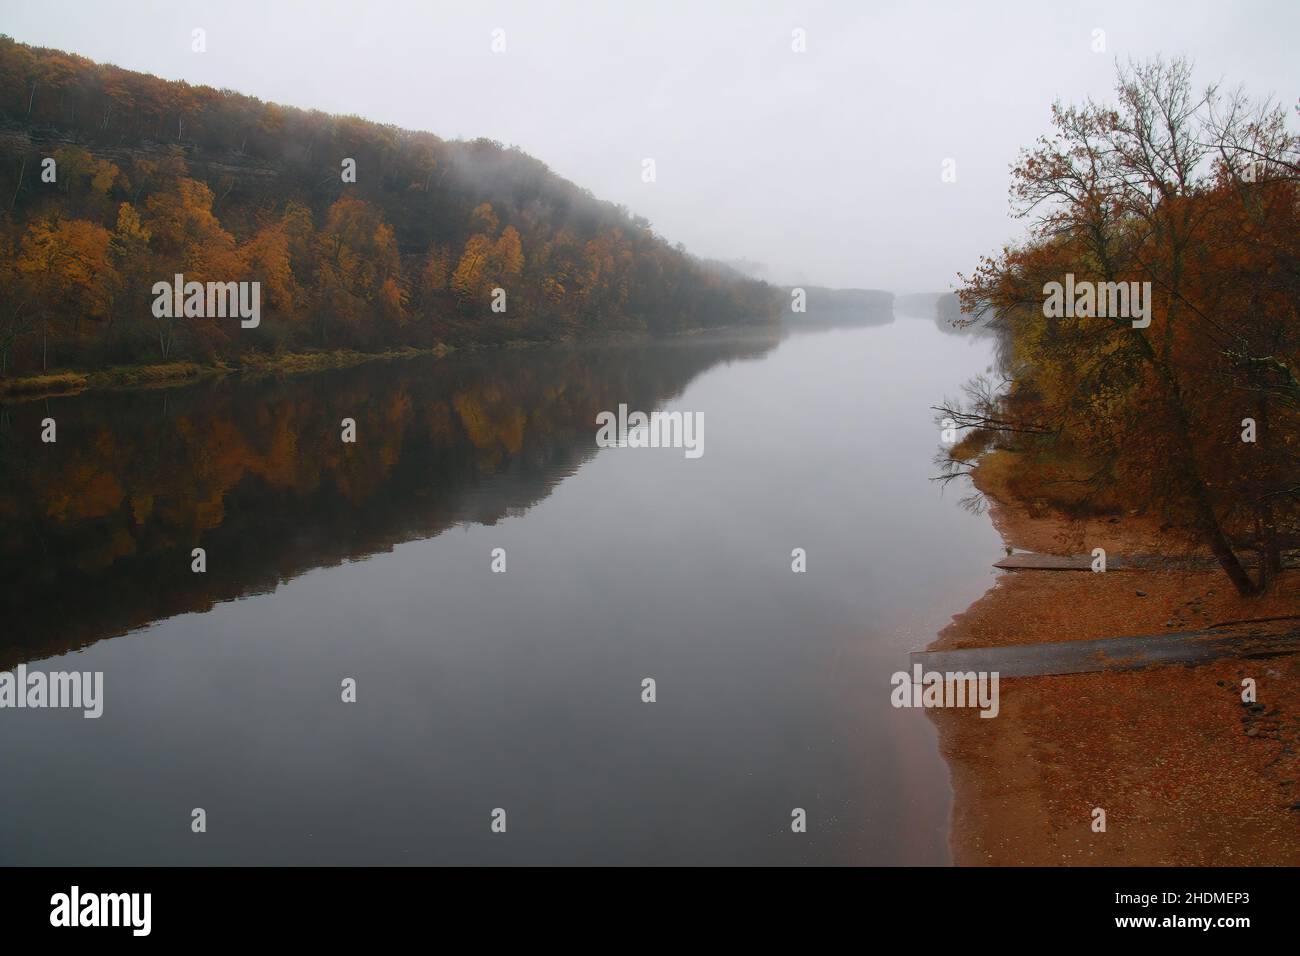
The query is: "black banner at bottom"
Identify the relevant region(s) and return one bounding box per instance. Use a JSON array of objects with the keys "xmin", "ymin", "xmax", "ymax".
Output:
[{"xmin": 0, "ymin": 866, "xmax": 1291, "ymax": 942}]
